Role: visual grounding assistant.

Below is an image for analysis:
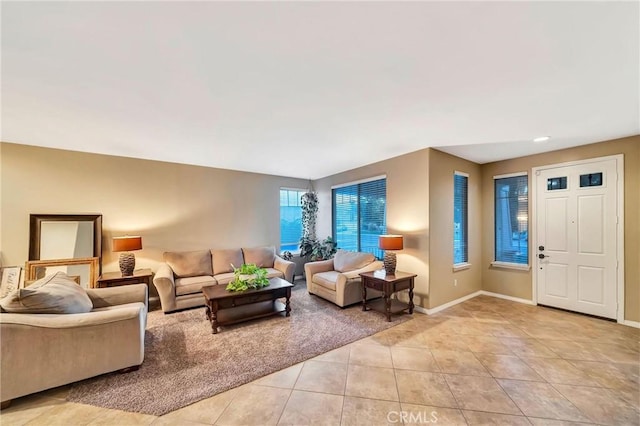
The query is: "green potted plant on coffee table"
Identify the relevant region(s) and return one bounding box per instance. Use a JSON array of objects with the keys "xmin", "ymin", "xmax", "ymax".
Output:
[{"xmin": 226, "ymin": 263, "xmax": 270, "ymax": 291}]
